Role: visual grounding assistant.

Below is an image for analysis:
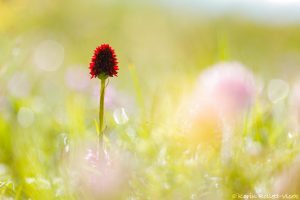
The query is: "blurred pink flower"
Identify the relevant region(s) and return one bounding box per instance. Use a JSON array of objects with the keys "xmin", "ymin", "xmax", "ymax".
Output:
[
  {"xmin": 196, "ymin": 62, "xmax": 256, "ymax": 119},
  {"xmin": 68, "ymin": 143, "xmax": 131, "ymax": 199},
  {"xmin": 178, "ymin": 62, "xmax": 256, "ymax": 146}
]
